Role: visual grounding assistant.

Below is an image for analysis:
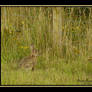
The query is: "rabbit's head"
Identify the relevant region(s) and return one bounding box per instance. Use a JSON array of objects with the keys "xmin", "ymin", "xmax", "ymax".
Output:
[
  {"xmin": 30, "ymin": 44, "xmax": 35, "ymax": 51},
  {"xmin": 30, "ymin": 44, "xmax": 37, "ymax": 52},
  {"xmin": 29, "ymin": 44, "xmax": 39, "ymax": 56}
]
